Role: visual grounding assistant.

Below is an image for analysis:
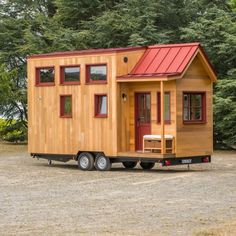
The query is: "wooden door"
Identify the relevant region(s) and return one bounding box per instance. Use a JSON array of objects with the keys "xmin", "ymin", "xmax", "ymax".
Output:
[{"xmin": 135, "ymin": 93, "xmax": 151, "ymax": 151}]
